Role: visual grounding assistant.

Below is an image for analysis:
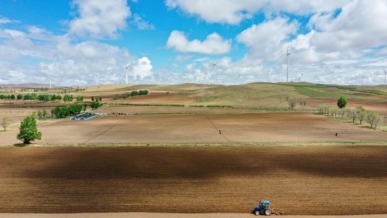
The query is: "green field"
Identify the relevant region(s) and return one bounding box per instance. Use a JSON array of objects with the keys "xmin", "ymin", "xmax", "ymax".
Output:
[{"xmin": 284, "ymin": 84, "xmax": 387, "ymax": 100}]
